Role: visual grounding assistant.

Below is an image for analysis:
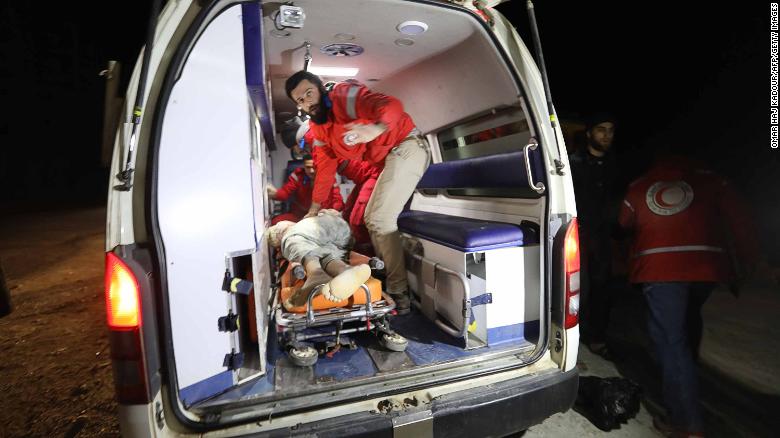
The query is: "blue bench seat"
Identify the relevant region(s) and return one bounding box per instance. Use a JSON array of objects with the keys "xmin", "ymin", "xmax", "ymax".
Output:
[{"xmin": 398, "ymin": 210, "xmax": 539, "ymax": 253}]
